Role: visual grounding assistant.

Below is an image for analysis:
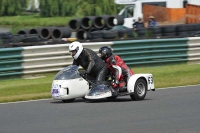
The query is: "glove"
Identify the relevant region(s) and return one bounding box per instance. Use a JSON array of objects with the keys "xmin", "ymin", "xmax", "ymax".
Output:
[{"xmin": 80, "ymin": 71, "xmax": 87, "ymax": 78}]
